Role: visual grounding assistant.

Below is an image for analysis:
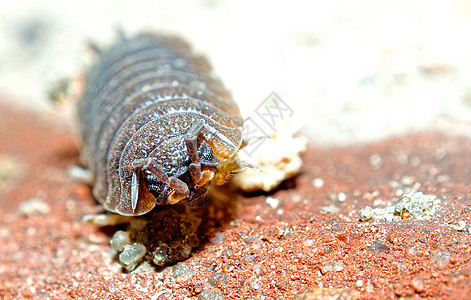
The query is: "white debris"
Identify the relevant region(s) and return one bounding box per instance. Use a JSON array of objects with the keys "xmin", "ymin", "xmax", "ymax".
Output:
[
  {"xmin": 265, "ymin": 196, "xmax": 280, "ymax": 209},
  {"xmin": 233, "ymin": 121, "xmax": 307, "ymax": 192},
  {"xmin": 359, "ymin": 206, "xmax": 374, "ymax": 221},
  {"xmin": 18, "ymin": 198, "xmax": 50, "ymax": 216},
  {"xmin": 321, "ymin": 204, "xmax": 340, "ymax": 215},
  {"xmin": 312, "ymin": 178, "xmax": 325, "ymax": 188},
  {"xmin": 358, "ymin": 190, "xmax": 441, "ymax": 222},
  {"xmin": 68, "ymin": 165, "xmax": 94, "ymax": 185}
]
